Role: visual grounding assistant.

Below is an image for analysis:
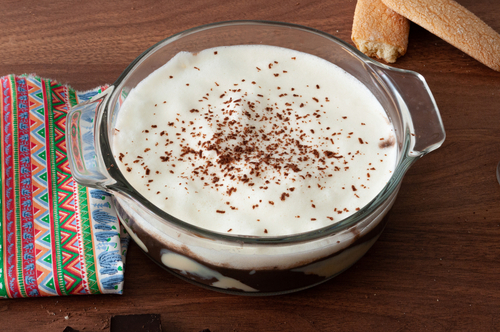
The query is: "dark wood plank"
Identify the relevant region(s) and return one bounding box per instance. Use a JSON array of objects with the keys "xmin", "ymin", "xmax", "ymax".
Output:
[{"xmin": 1, "ymin": 0, "xmax": 500, "ymax": 331}]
